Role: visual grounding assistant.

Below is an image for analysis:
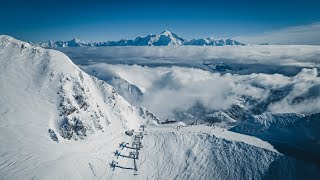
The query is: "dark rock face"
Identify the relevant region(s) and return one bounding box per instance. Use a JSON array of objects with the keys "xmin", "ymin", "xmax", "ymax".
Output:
[
  {"xmin": 60, "ymin": 117, "xmax": 87, "ymax": 140},
  {"xmin": 48, "ymin": 129, "xmax": 59, "ymax": 142},
  {"xmin": 56, "ymin": 73, "xmax": 109, "ymax": 141}
]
